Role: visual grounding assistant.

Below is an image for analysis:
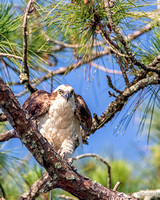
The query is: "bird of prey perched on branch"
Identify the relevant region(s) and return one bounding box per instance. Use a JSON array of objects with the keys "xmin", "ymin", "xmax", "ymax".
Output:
[{"xmin": 23, "ymin": 85, "xmax": 92, "ymax": 159}]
